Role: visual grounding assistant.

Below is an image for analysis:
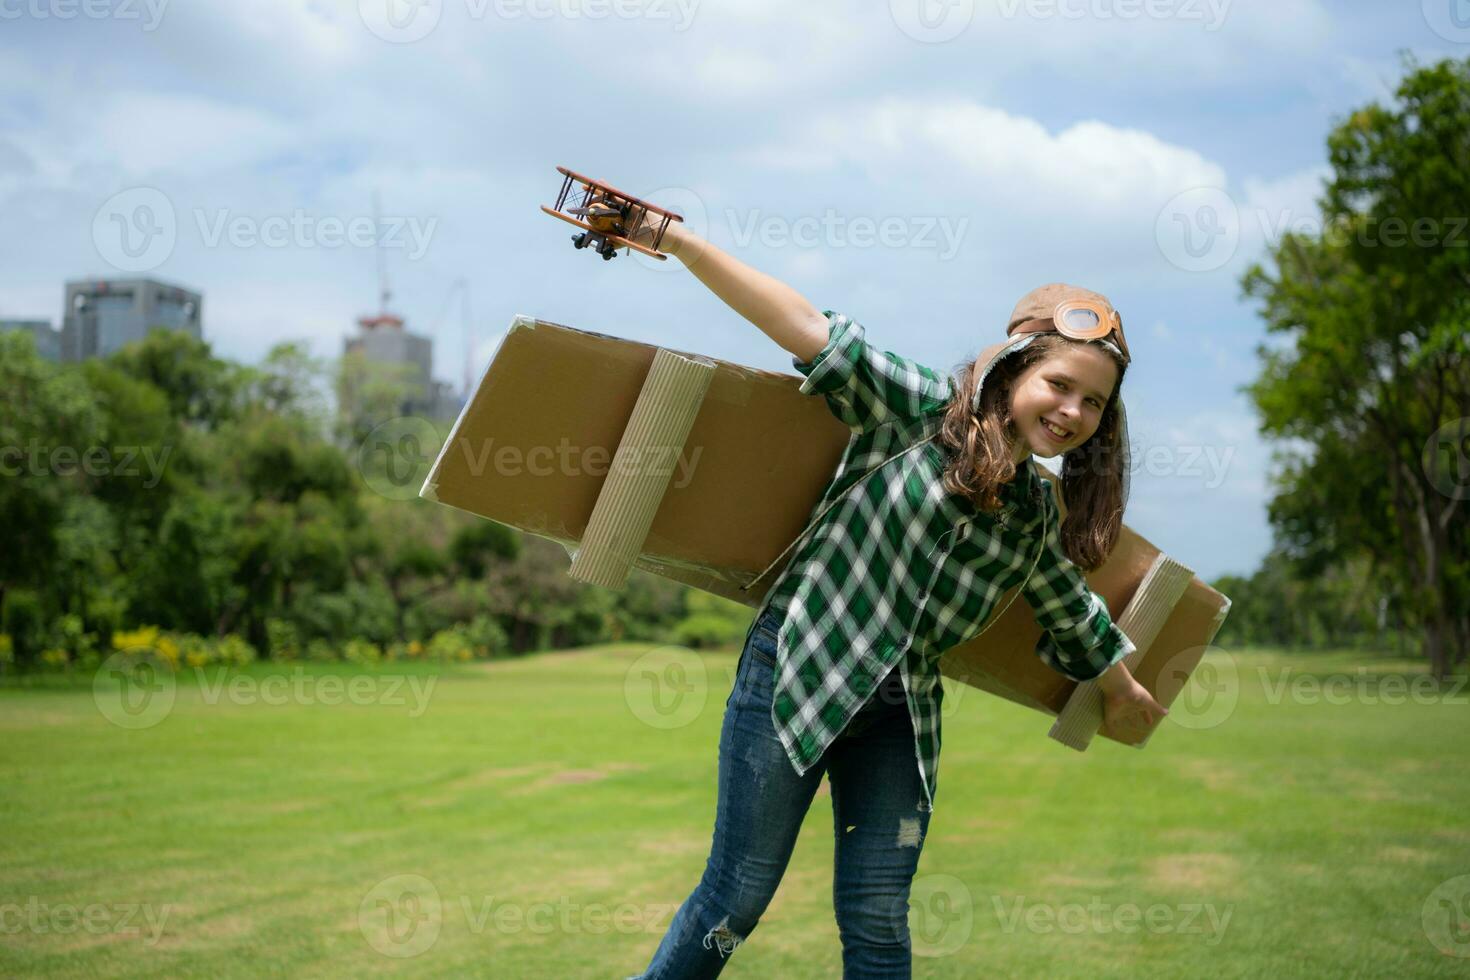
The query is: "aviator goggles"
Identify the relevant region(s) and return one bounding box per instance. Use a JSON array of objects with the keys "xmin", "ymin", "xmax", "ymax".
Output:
[{"xmin": 1008, "ymin": 299, "xmax": 1131, "ymax": 363}]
